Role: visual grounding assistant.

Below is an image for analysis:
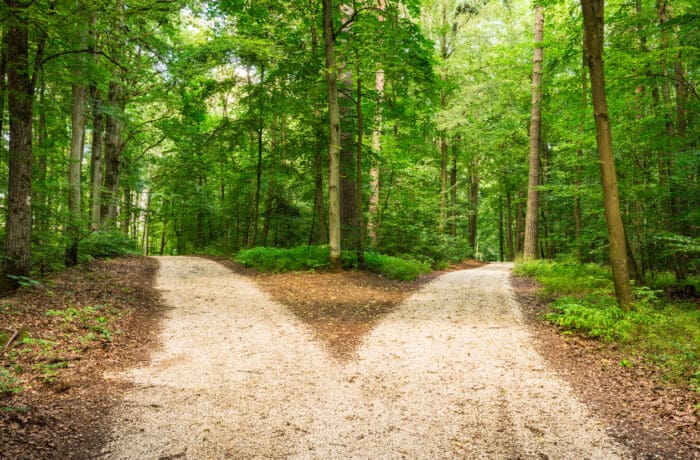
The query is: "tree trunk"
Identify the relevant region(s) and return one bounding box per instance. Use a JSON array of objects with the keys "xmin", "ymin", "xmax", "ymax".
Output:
[
  {"xmin": 90, "ymin": 88, "xmax": 104, "ymax": 231},
  {"xmin": 65, "ymin": 84, "xmax": 87, "ymax": 267},
  {"xmin": 143, "ymin": 191, "xmax": 151, "ymax": 256},
  {"xmin": 0, "ymin": 32, "xmax": 7, "ymax": 153},
  {"xmin": 450, "ymin": 139, "xmax": 458, "ymax": 237},
  {"xmin": 322, "ymin": 0, "xmax": 342, "ymax": 272},
  {"xmin": 368, "ymin": 69, "xmax": 383, "ymax": 247},
  {"xmin": 523, "ymin": 5, "xmax": 544, "ymax": 260},
  {"xmin": 1, "ymin": 5, "xmax": 33, "ymax": 292},
  {"xmin": 581, "ymin": 0, "xmax": 633, "ymax": 310},
  {"xmin": 101, "ymin": 80, "xmax": 122, "ymax": 226},
  {"xmin": 467, "ymin": 157, "xmax": 479, "ymax": 250},
  {"xmin": 355, "ymin": 60, "xmax": 364, "ymax": 265},
  {"xmin": 505, "ymin": 190, "xmax": 514, "ymax": 260}
]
